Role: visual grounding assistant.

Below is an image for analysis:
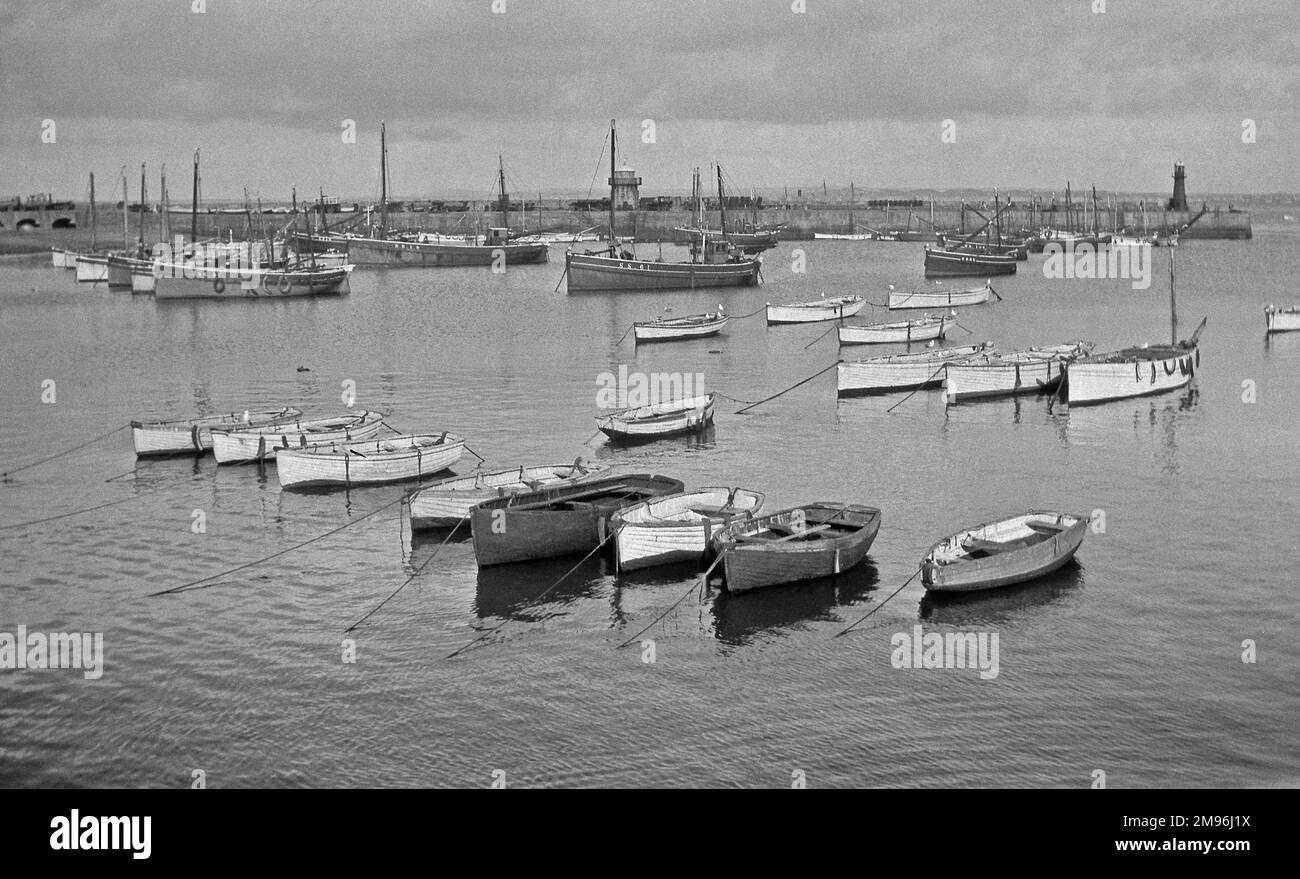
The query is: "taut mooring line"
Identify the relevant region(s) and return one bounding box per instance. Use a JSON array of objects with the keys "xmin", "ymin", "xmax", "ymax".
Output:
[
  {"xmin": 834, "ymin": 568, "xmax": 922, "ymax": 638},
  {"xmin": 885, "ymin": 365, "xmax": 947, "ymax": 414},
  {"xmin": 344, "ymin": 514, "xmax": 467, "ymax": 633},
  {"xmin": 1, "ymin": 423, "xmax": 129, "ymax": 481},
  {"xmin": 148, "ymin": 495, "xmax": 405, "ymax": 596},
  {"xmin": 615, "ymin": 552, "xmax": 725, "ymax": 649},
  {"xmin": 734, "ymin": 361, "xmax": 839, "ymax": 414}
]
